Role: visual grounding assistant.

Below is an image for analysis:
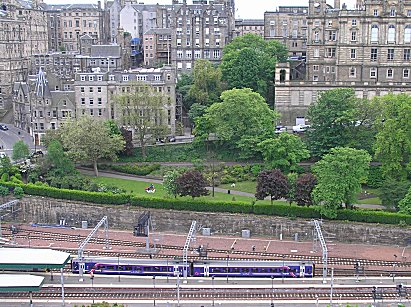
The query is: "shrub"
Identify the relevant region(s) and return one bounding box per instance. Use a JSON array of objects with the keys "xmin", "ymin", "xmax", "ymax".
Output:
[
  {"xmin": 110, "ymin": 163, "xmax": 161, "ymax": 176},
  {"xmin": 1, "ymin": 173, "xmax": 8, "ymax": 182},
  {"xmin": 379, "ymin": 179, "xmax": 410, "ymax": 210},
  {"xmin": 367, "ymin": 166, "xmax": 384, "ymax": 188},
  {"xmin": 0, "ymin": 185, "xmax": 9, "ymax": 196},
  {"xmin": 13, "ymin": 186, "xmax": 24, "ymax": 198}
]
